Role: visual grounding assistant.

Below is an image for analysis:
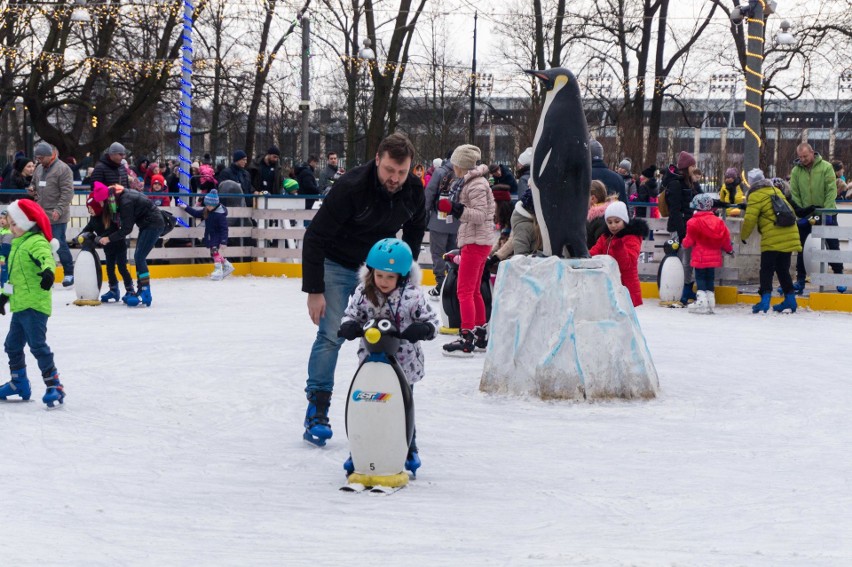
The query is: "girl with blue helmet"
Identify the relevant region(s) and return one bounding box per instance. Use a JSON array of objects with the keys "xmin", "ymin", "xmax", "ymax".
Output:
[{"xmin": 337, "ymin": 238, "xmax": 439, "ymax": 475}]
